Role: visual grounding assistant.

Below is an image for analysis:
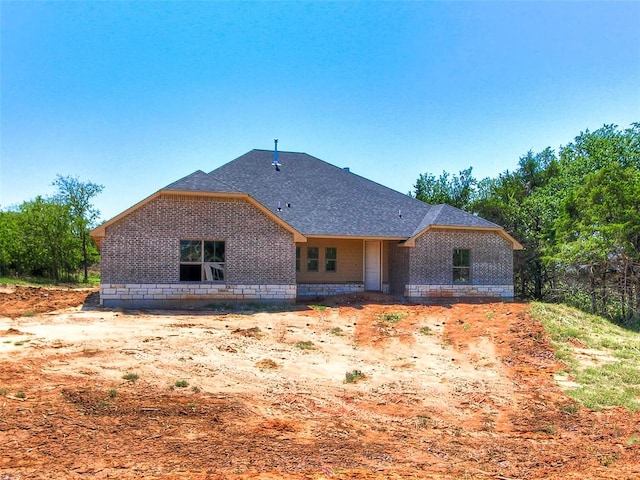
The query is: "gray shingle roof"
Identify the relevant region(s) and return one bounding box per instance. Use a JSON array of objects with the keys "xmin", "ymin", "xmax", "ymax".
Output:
[
  {"xmin": 158, "ymin": 149, "xmax": 510, "ymax": 240},
  {"xmin": 163, "ymin": 170, "xmax": 240, "ymax": 193},
  {"xmin": 207, "ymin": 149, "xmax": 432, "ymax": 237},
  {"xmin": 411, "ymin": 204, "xmax": 501, "ymax": 237}
]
